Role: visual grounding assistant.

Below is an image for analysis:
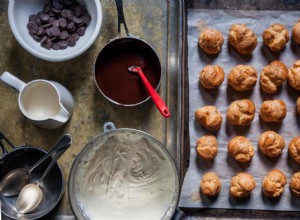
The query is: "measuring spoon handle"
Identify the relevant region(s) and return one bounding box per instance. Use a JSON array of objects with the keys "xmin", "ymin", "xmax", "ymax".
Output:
[{"xmin": 29, "ymin": 134, "xmax": 72, "ymax": 173}]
